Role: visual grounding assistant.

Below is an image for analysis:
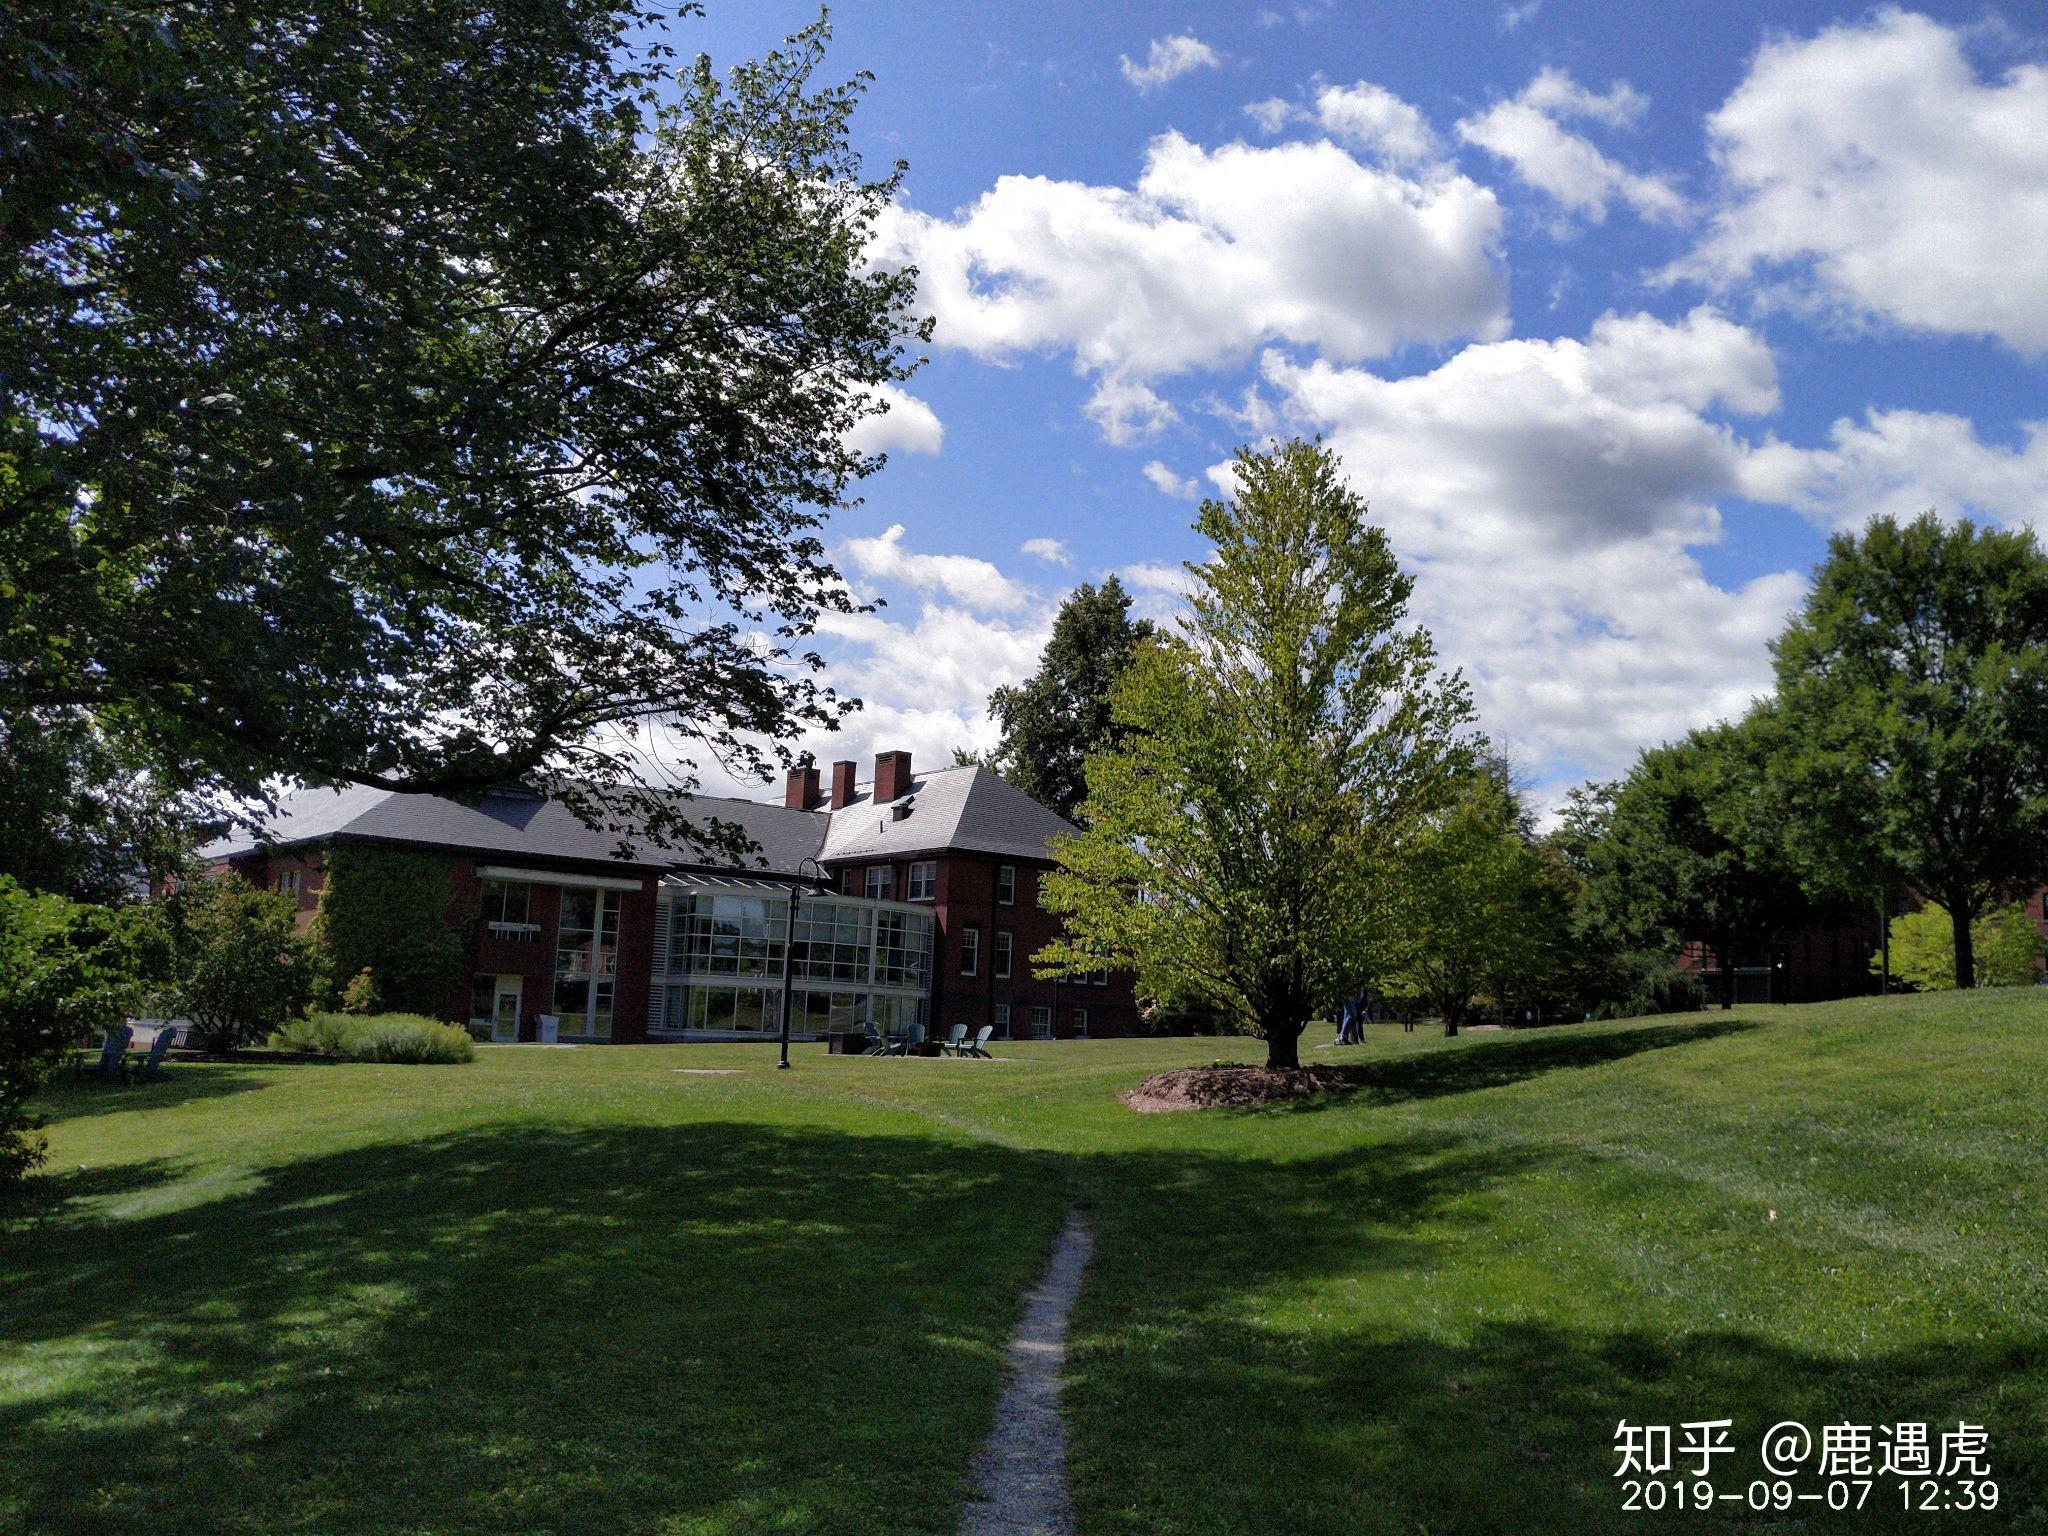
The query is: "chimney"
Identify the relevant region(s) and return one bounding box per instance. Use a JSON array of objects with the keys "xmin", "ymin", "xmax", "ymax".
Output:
[
  {"xmin": 783, "ymin": 762, "xmax": 820, "ymax": 811},
  {"xmin": 830, "ymin": 759, "xmax": 858, "ymax": 809},
  {"xmin": 874, "ymin": 749, "xmax": 912, "ymax": 804}
]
